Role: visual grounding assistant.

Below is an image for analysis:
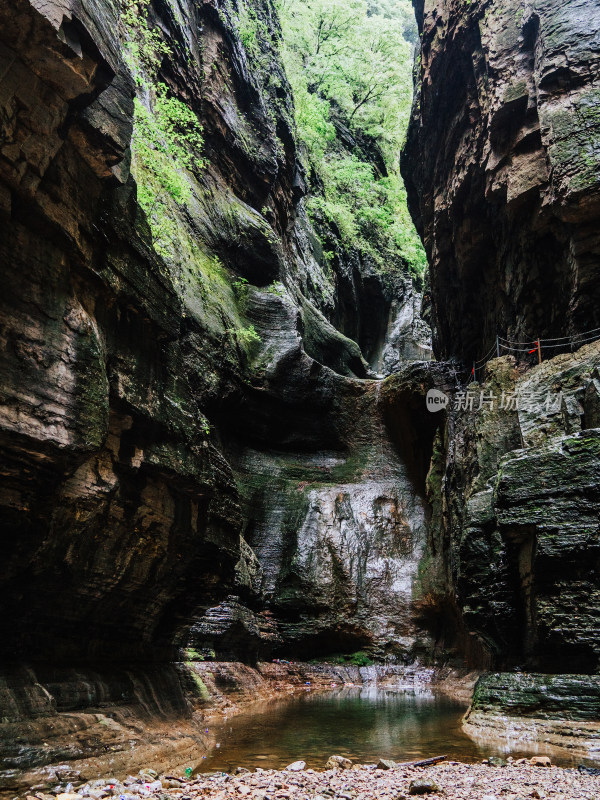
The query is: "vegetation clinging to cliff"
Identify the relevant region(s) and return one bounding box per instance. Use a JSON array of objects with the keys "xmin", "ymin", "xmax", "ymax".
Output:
[
  {"xmin": 279, "ymin": 0, "xmax": 426, "ymax": 276},
  {"xmin": 119, "ymin": 0, "xmax": 259, "ymax": 355},
  {"xmin": 132, "ymin": 88, "xmax": 205, "ymax": 257},
  {"xmin": 121, "ymin": 0, "xmax": 207, "ymax": 265}
]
